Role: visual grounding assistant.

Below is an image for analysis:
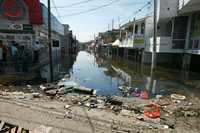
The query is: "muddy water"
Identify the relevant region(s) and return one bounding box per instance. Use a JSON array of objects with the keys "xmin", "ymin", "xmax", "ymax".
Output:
[
  {"xmin": 2, "ymin": 50, "xmax": 199, "ymax": 98},
  {"xmin": 69, "ymin": 51, "xmax": 200, "ymax": 97}
]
